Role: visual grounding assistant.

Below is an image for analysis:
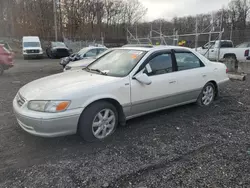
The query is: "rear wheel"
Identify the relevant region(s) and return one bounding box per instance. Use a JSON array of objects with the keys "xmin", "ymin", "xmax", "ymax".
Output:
[
  {"xmin": 78, "ymin": 101, "xmax": 118, "ymax": 142},
  {"xmin": 197, "ymin": 83, "xmax": 215, "ymax": 106},
  {"xmin": 0, "ymin": 64, "xmax": 4, "ymax": 76},
  {"xmin": 224, "ymin": 55, "xmax": 236, "ymax": 62}
]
